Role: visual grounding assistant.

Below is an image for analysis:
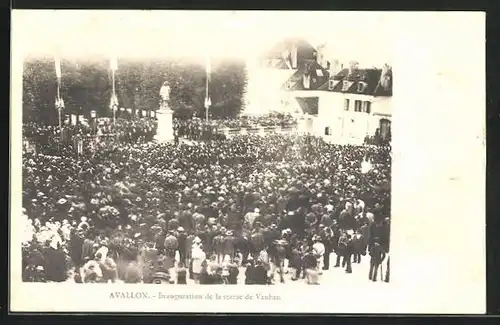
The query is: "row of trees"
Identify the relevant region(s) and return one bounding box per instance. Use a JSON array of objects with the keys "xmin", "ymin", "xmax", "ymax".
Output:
[{"xmin": 22, "ymin": 56, "xmax": 248, "ymax": 124}]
